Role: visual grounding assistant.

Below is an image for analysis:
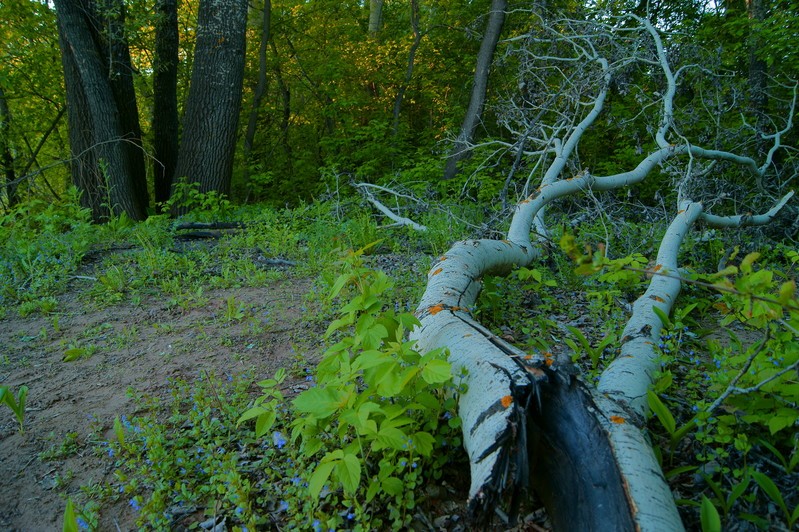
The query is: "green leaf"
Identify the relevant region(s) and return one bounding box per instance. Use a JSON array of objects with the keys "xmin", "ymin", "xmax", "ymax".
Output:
[
  {"xmin": 293, "ymin": 387, "xmax": 345, "ymax": 418},
  {"xmin": 254, "ymin": 409, "xmax": 277, "ymax": 438},
  {"xmin": 375, "ymin": 426, "xmax": 408, "ymax": 451},
  {"xmin": 351, "ymin": 350, "xmax": 391, "ymax": 372},
  {"xmin": 328, "ymin": 273, "xmax": 353, "ymax": 300},
  {"xmin": 325, "ymin": 316, "xmax": 354, "ymax": 338},
  {"xmin": 751, "ymin": 471, "xmax": 787, "ymax": 515},
  {"xmin": 238, "ymin": 405, "xmax": 271, "ymax": 424},
  {"xmin": 411, "ymin": 431, "xmax": 436, "ymax": 456},
  {"xmin": 767, "ymin": 411, "xmax": 797, "ymax": 435},
  {"xmin": 309, "ymin": 460, "xmax": 337, "ymax": 500},
  {"xmin": 113, "ymin": 416, "xmax": 125, "ymax": 447},
  {"xmin": 740, "ymin": 252, "xmax": 761, "ymax": 274},
  {"xmin": 647, "ymin": 390, "xmax": 676, "ymax": 435},
  {"xmin": 63, "ymin": 498, "xmax": 79, "ymax": 532},
  {"xmin": 361, "ymin": 323, "xmax": 388, "ymax": 349},
  {"xmin": 420, "ymin": 359, "xmax": 452, "ymax": 384},
  {"xmin": 366, "ymin": 478, "xmax": 381, "ymax": 502},
  {"xmin": 700, "ymin": 495, "xmax": 722, "ymax": 532},
  {"xmin": 728, "ymin": 475, "xmax": 751, "ymax": 506},
  {"xmin": 665, "ymin": 465, "xmax": 698, "ymax": 479},
  {"xmin": 381, "ymin": 476, "xmax": 404, "ymax": 495},
  {"xmin": 336, "ymin": 453, "xmax": 361, "ymax": 495},
  {"xmin": 652, "ymin": 306, "xmax": 671, "ymax": 328},
  {"xmin": 62, "ymin": 347, "xmax": 87, "ymax": 362}
]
